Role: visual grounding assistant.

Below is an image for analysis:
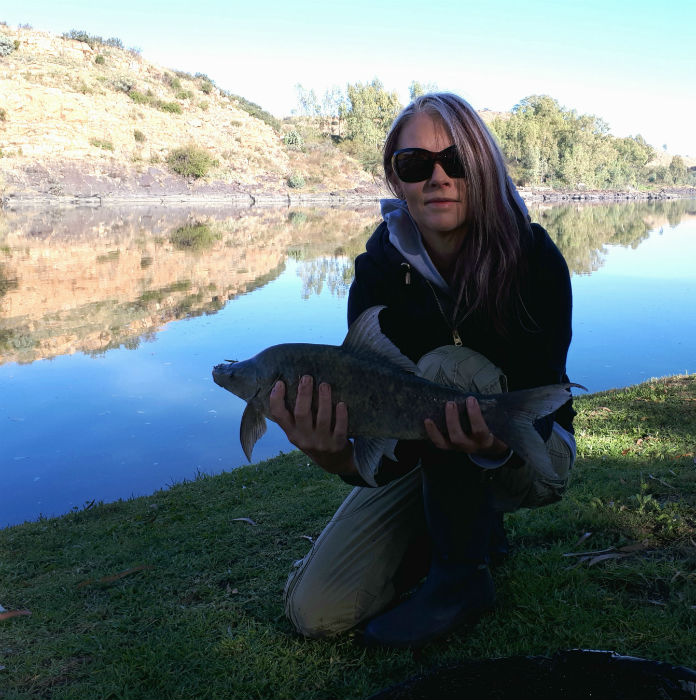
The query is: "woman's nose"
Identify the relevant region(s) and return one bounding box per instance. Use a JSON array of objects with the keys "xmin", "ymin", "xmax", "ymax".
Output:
[{"xmin": 427, "ymin": 161, "xmax": 450, "ymax": 184}]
